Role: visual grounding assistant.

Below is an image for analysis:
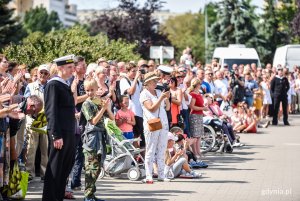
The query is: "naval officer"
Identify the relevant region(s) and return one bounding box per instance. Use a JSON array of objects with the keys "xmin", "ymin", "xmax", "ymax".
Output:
[
  {"xmin": 270, "ymin": 65, "xmax": 290, "ymax": 126},
  {"xmin": 42, "ymin": 55, "xmax": 76, "ymax": 201}
]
